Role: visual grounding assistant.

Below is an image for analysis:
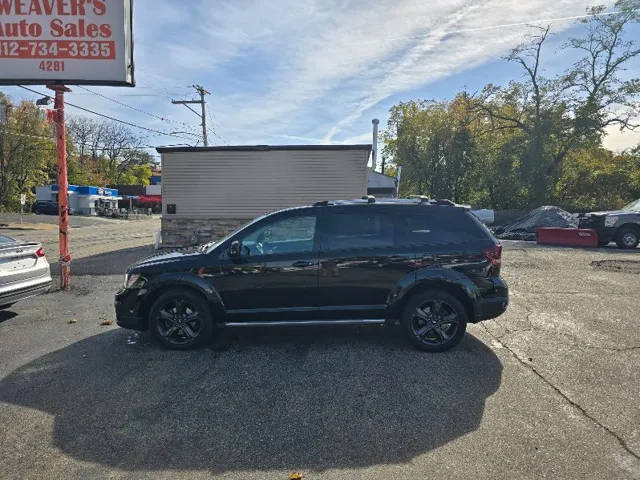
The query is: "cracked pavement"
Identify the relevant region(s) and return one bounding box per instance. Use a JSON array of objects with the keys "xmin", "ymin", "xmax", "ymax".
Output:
[{"xmin": 0, "ymin": 236, "xmax": 639, "ymax": 479}]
